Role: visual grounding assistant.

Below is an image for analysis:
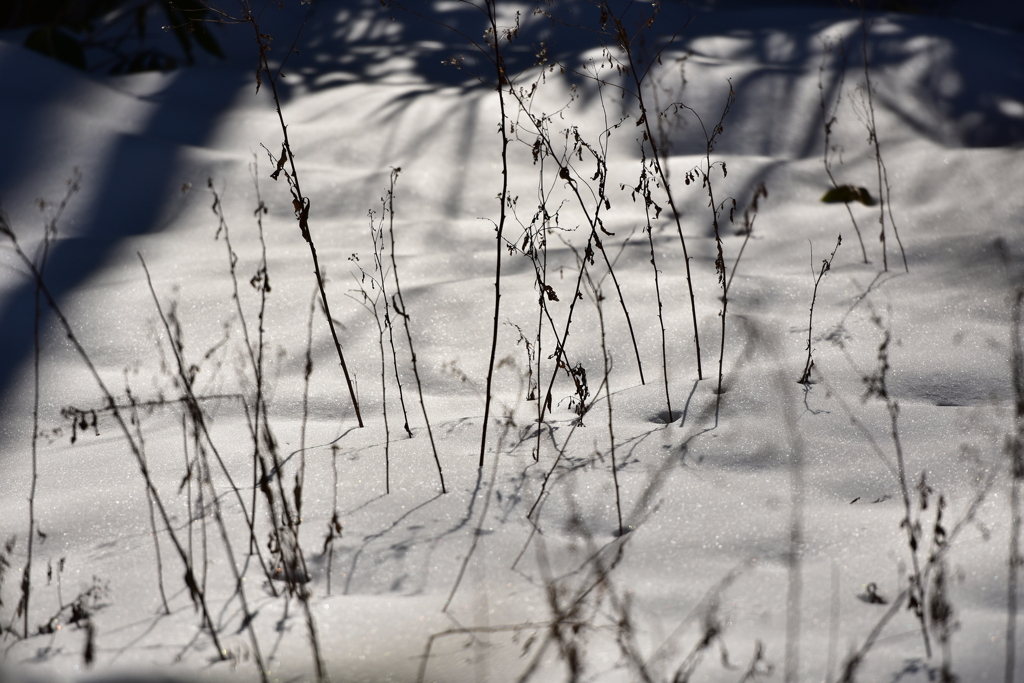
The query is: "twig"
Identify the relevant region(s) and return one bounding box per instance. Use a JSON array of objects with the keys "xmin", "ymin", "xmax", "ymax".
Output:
[
  {"xmin": 325, "ymin": 444, "xmax": 341, "ymax": 595},
  {"xmin": 583, "ymin": 270, "xmax": 622, "ymax": 536},
  {"xmin": 630, "ymin": 143, "xmax": 673, "ymax": 420},
  {"xmin": 234, "ymin": 1, "xmax": 363, "ymax": 426},
  {"xmin": 138, "ymin": 253, "xmax": 276, "ymax": 590},
  {"xmin": 725, "ymin": 183, "xmax": 767, "ymax": 297},
  {"xmin": 607, "ymin": 0, "xmax": 704, "ymax": 379},
  {"xmin": 209, "ymin": 175, "xmax": 267, "ymax": 559},
  {"xmin": 386, "ymin": 168, "xmax": 446, "ymax": 493},
  {"xmin": 799, "ymin": 236, "xmax": 842, "ymax": 384},
  {"xmin": 854, "ymin": 5, "xmax": 907, "ymax": 272},
  {"xmin": 300, "ymin": 285, "xmax": 317, "ymax": 481},
  {"xmin": 19, "ymin": 170, "xmax": 80, "ymax": 637},
  {"xmin": 126, "ymin": 383, "xmax": 170, "ymax": 614},
  {"xmin": 818, "ymin": 35, "xmax": 867, "ymax": 263},
  {"xmin": 519, "ymin": 118, "xmax": 639, "ymax": 433},
  {"xmin": 348, "ymin": 273, "xmax": 392, "ymax": 494},
  {"xmin": 1007, "ymin": 289, "xmax": 1024, "ymax": 683},
  {"xmin": 672, "ymin": 89, "xmax": 736, "ymax": 410},
  {"xmin": 862, "ymin": 314, "xmax": 931, "ymax": 658},
  {"xmin": 603, "ymin": 301, "xmax": 623, "ymax": 537},
  {"xmin": 478, "ymin": 0, "xmax": 513, "ymax": 468},
  {"xmin": 197, "ymin": 443, "xmax": 269, "ymax": 682}
]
